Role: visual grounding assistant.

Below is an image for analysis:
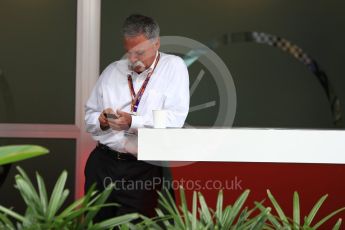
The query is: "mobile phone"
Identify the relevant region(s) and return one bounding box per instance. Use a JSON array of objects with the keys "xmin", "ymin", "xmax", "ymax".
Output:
[{"xmin": 104, "ymin": 113, "xmax": 118, "ymax": 119}]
